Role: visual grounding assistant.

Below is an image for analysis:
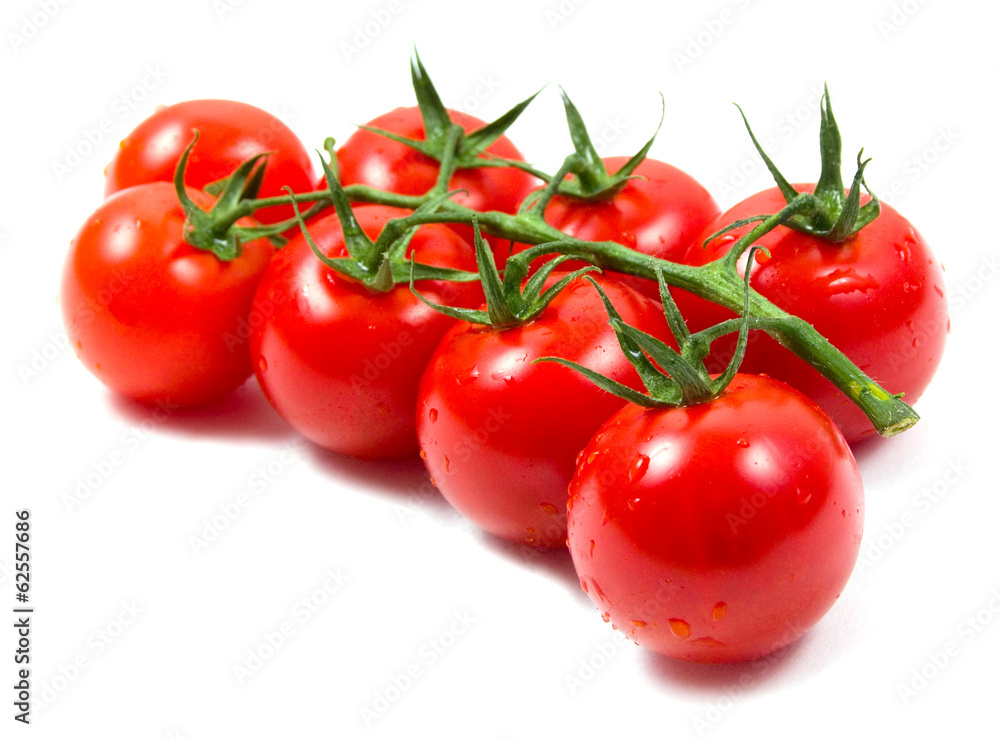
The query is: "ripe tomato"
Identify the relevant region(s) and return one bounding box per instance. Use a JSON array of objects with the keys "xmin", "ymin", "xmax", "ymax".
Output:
[
  {"xmin": 678, "ymin": 186, "xmax": 948, "ymax": 443},
  {"xmin": 104, "ymin": 99, "xmax": 316, "ymax": 225},
  {"xmin": 416, "ymin": 275, "xmax": 670, "ymax": 549},
  {"xmin": 249, "ymin": 206, "xmax": 482, "ymax": 459},
  {"xmin": 61, "ymin": 182, "xmax": 274, "ymax": 406},
  {"xmin": 568, "ymin": 374, "xmax": 864, "ymax": 663},
  {"xmin": 336, "ymin": 106, "xmax": 540, "ymax": 256},
  {"xmin": 509, "ymin": 156, "xmax": 719, "ymax": 280}
]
